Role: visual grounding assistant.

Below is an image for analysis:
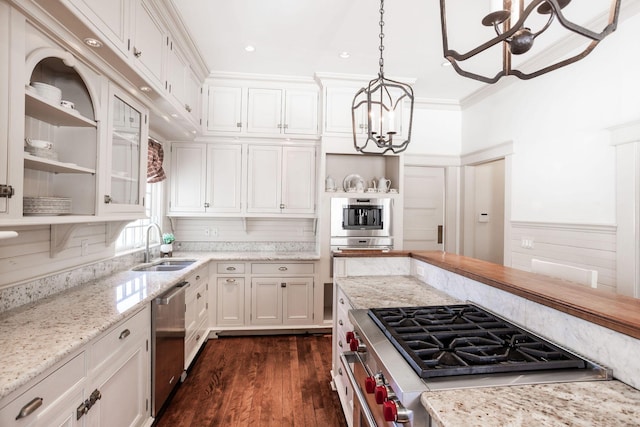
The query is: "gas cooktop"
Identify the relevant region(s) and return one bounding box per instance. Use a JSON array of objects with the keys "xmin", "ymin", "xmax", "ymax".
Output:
[{"xmin": 368, "ymin": 304, "xmax": 589, "ymax": 379}]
